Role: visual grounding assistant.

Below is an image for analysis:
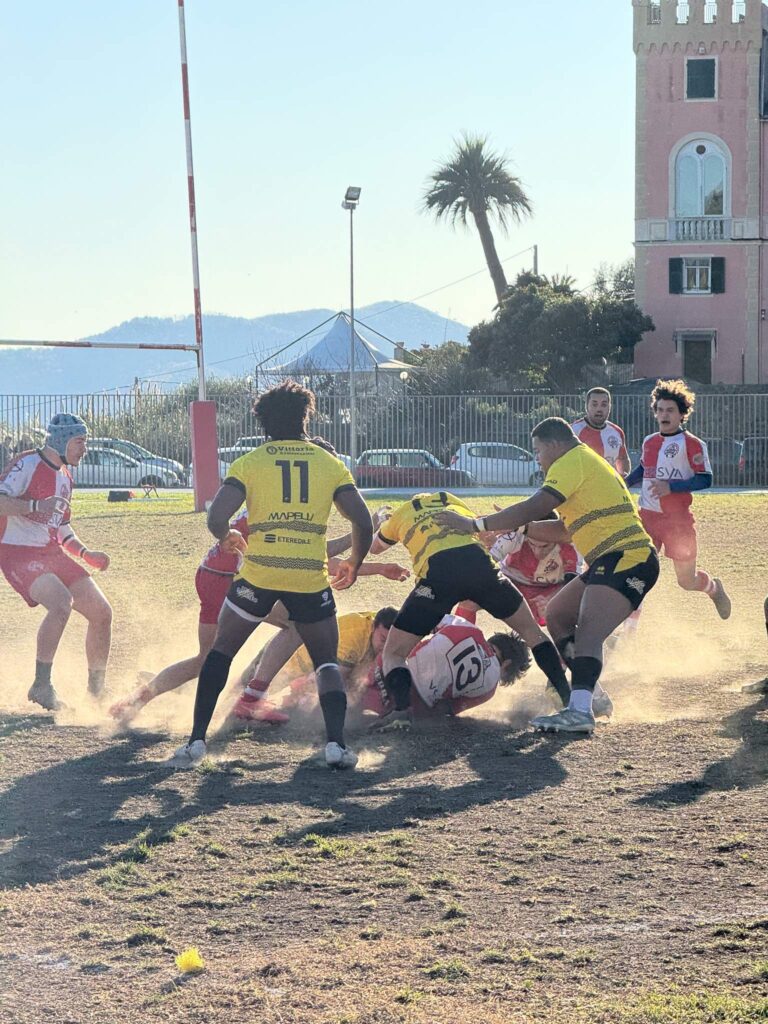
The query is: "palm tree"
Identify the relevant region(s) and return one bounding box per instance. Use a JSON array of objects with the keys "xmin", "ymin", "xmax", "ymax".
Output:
[{"xmin": 422, "ymin": 134, "xmax": 532, "ymax": 305}]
